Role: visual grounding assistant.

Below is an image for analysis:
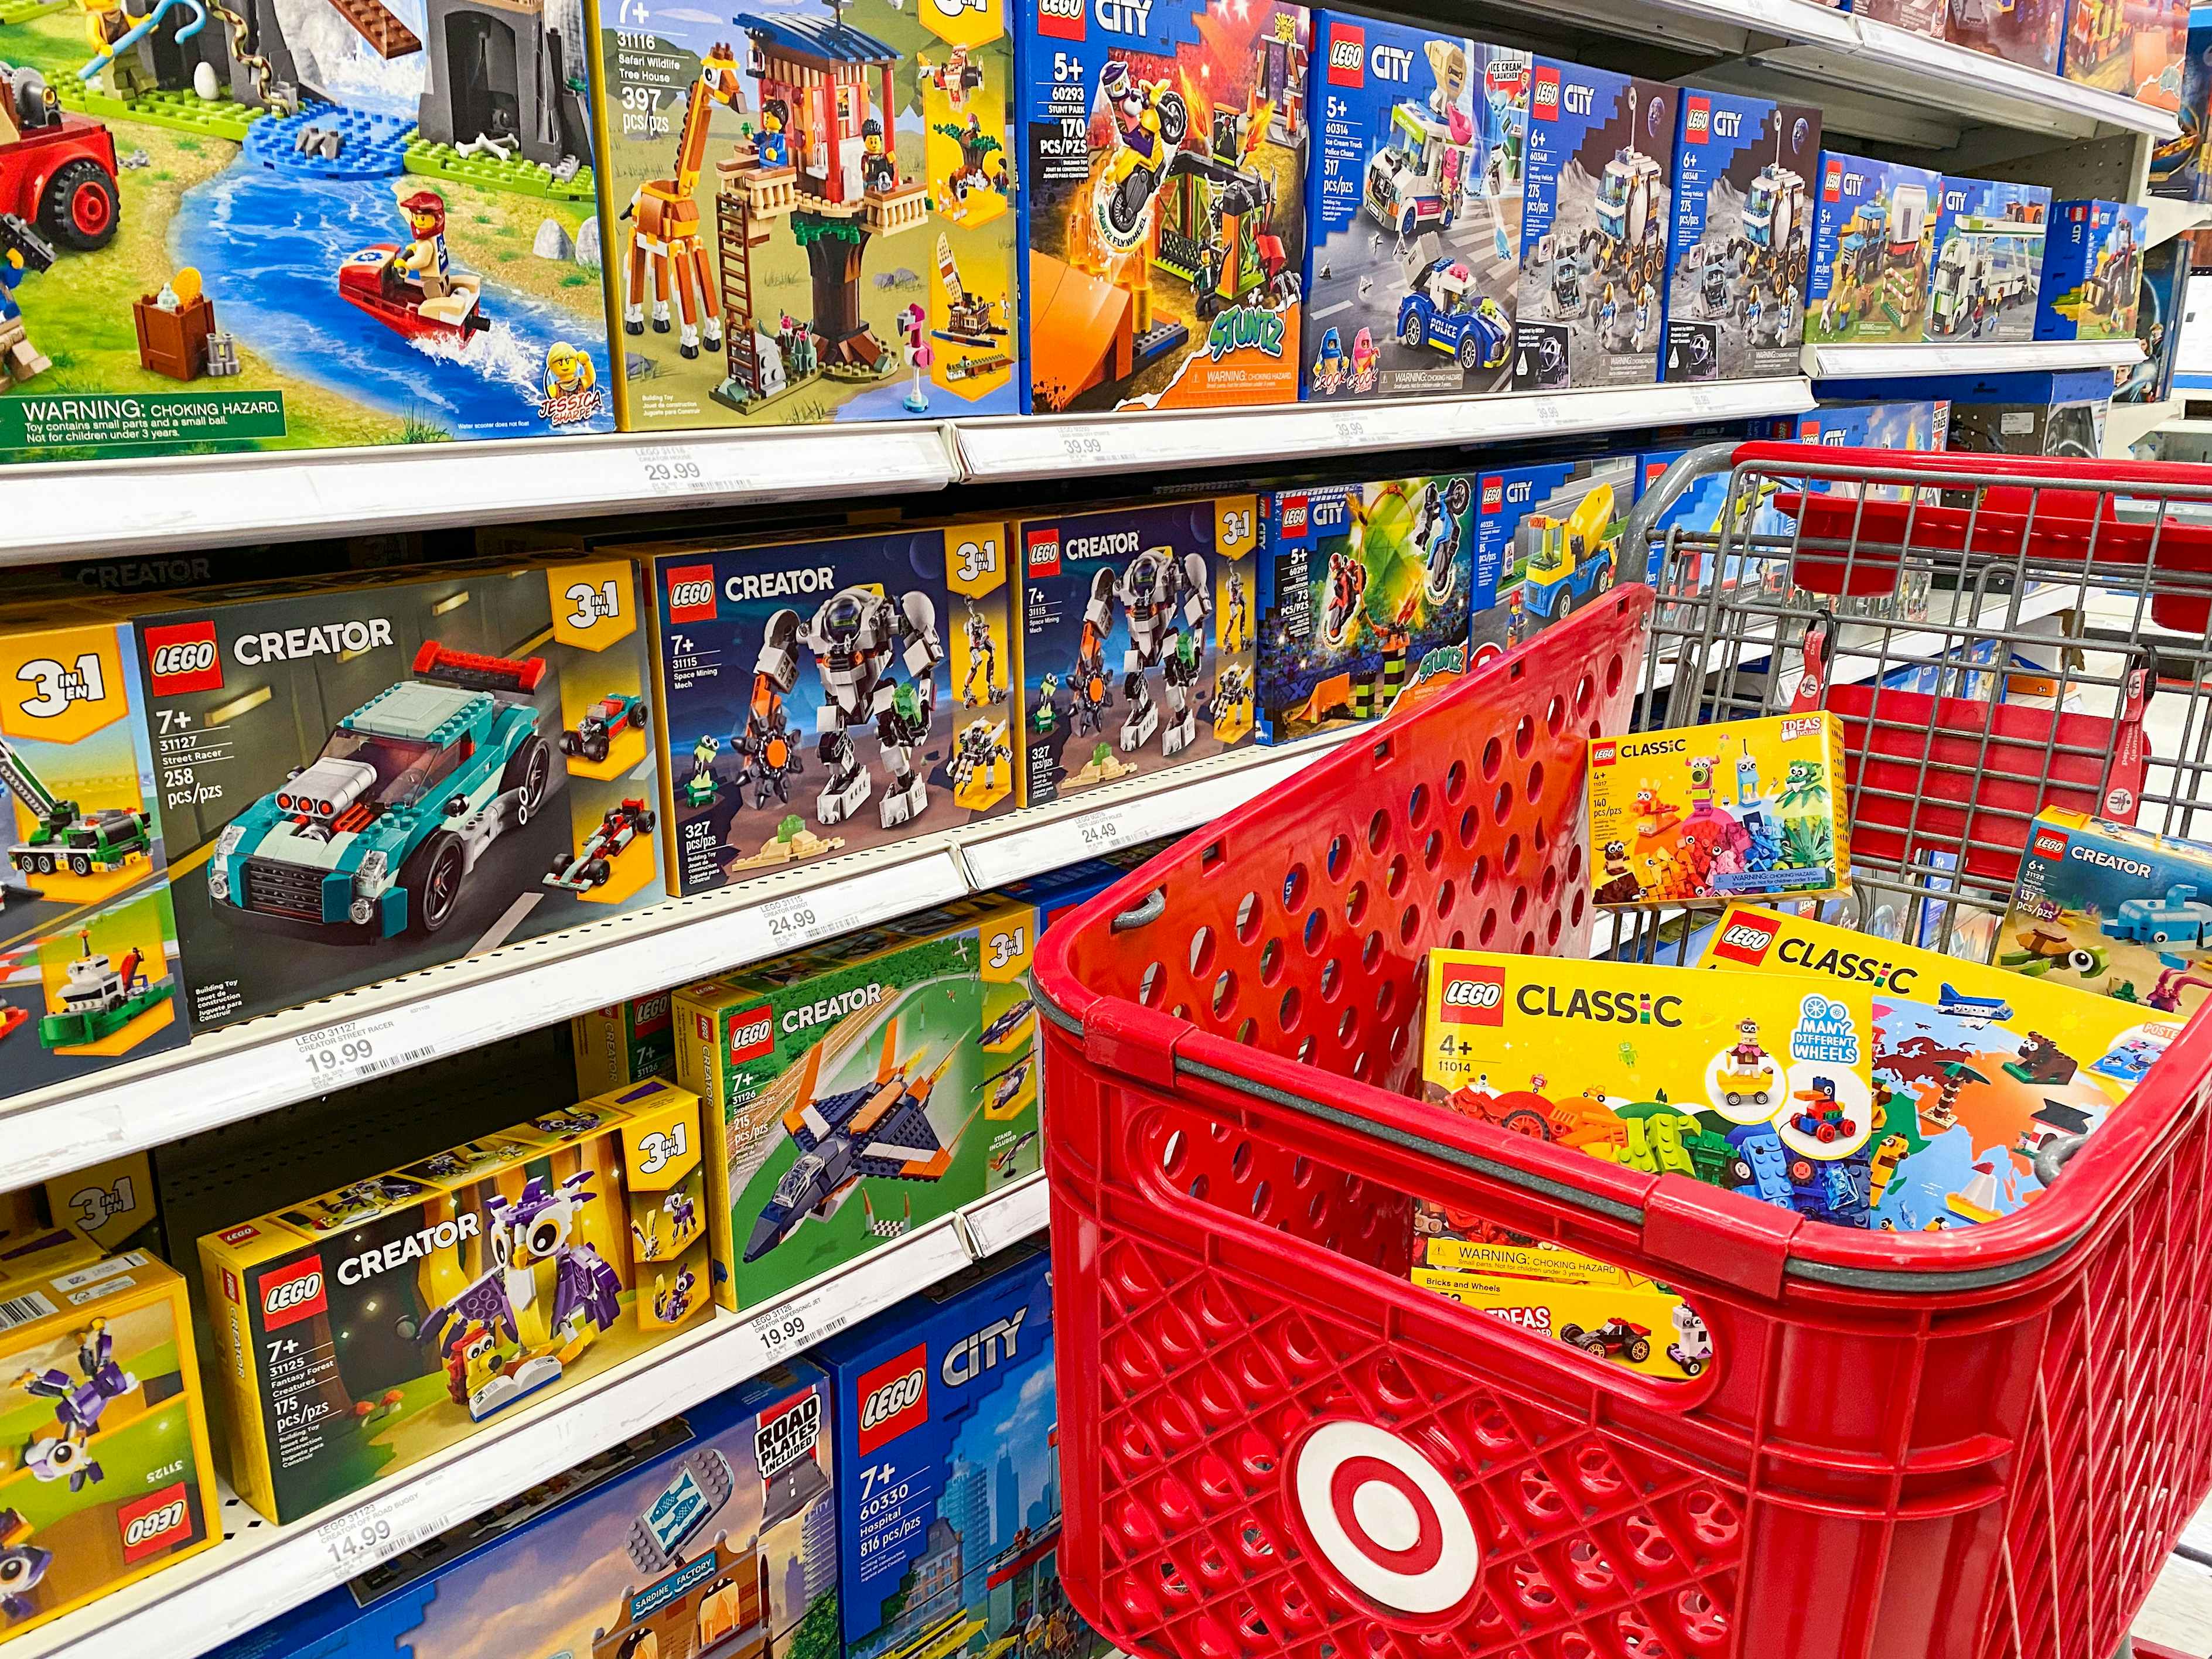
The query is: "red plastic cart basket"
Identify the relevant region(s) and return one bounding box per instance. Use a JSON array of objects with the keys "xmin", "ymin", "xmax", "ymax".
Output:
[{"xmin": 1033, "ymin": 589, "xmax": 2212, "ymax": 1659}]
